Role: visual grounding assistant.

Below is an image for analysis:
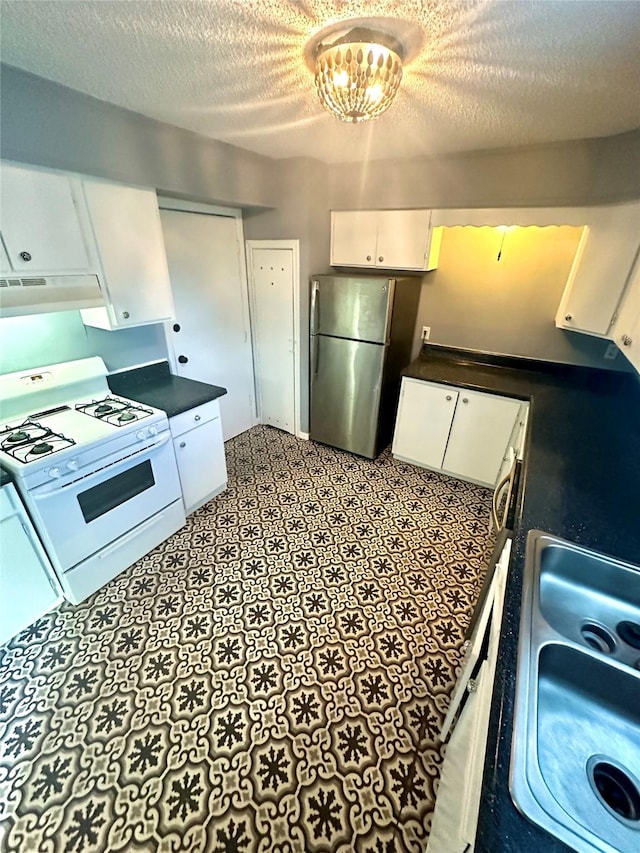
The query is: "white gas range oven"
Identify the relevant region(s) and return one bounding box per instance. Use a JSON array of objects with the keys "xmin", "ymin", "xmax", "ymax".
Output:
[{"xmin": 0, "ymin": 357, "xmax": 185, "ymax": 604}]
